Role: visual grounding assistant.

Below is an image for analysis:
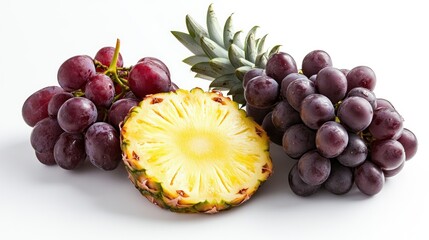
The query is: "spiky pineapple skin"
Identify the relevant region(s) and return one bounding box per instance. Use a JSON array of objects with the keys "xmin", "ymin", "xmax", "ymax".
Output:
[{"xmin": 120, "ymin": 88, "xmax": 272, "ymax": 213}]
